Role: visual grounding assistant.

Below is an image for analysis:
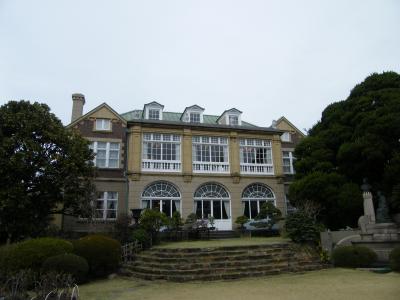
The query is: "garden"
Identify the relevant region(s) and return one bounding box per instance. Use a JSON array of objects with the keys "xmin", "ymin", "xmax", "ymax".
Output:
[{"xmin": 1, "ymin": 204, "xmax": 400, "ymax": 299}]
